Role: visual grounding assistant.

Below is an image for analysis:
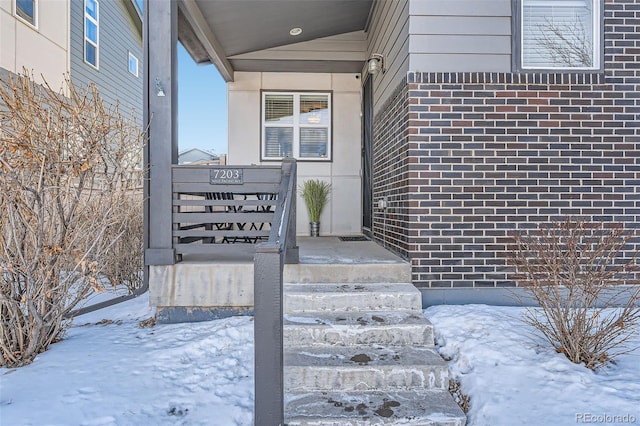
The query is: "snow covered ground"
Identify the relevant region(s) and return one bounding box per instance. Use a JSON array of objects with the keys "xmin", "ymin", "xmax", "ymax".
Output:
[
  {"xmin": 425, "ymin": 305, "xmax": 640, "ymax": 426},
  {"xmin": 1, "ymin": 295, "xmax": 638, "ymax": 426}
]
